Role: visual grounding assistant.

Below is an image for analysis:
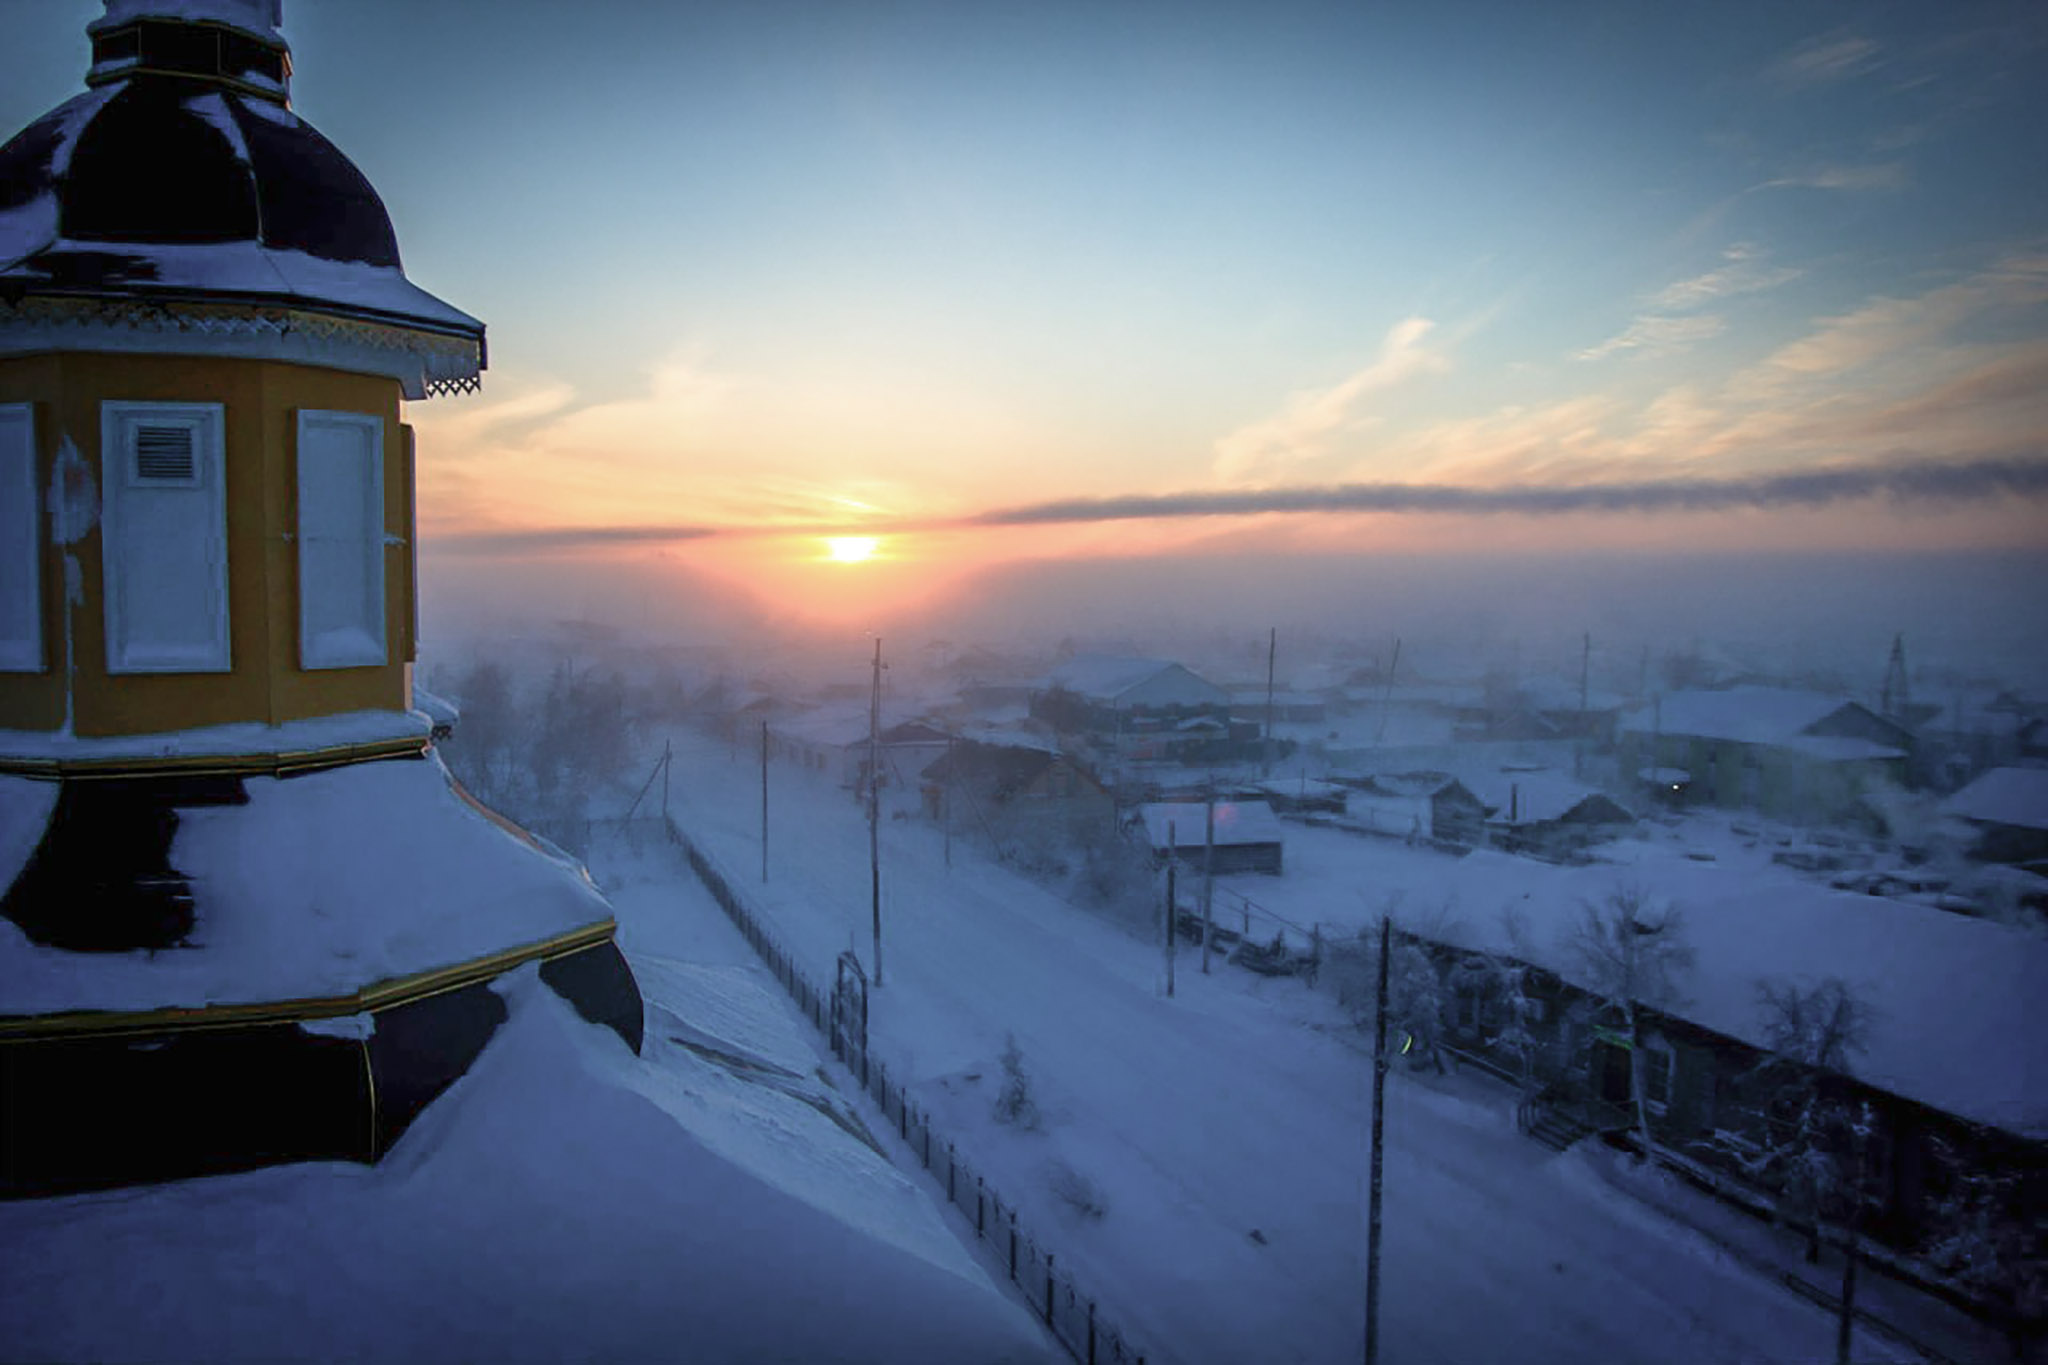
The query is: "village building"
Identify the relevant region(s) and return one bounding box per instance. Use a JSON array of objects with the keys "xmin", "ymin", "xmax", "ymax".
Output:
[
  {"xmin": 0, "ymin": 0, "xmax": 638, "ymax": 1195},
  {"xmin": 1029, "ymin": 653, "xmax": 1242, "ymax": 764},
  {"xmin": 1468, "ymin": 768, "xmax": 1636, "ymax": 860},
  {"xmin": 1396, "ymin": 890, "xmax": 2047, "ymax": 1338},
  {"xmin": 1940, "ymin": 766, "xmax": 2048, "ymax": 867},
  {"xmin": 1137, "ymin": 799, "xmax": 1286, "ymax": 875},
  {"xmin": 769, "ymin": 708, "xmax": 949, "ymax": 790},
  {"xmin": 1342, "ymin": 771, "xmax": 1491, "ymax": 846},
  {"xmin": 919, "ymin": 737, "xmax": 1115, "ymax": 833},
  {"xmin": 1617, "ymin": 687, "xmax": 1913, "ymax": 826}
]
